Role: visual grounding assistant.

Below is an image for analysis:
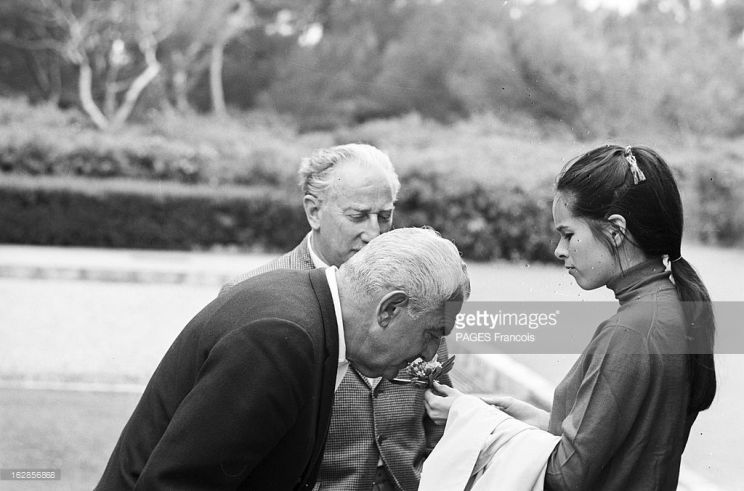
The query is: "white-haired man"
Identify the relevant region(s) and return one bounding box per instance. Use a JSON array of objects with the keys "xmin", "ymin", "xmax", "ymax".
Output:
[
  {"xmin": 98, "ymin": 228, "xmax": 470, "ymax": 490},
  {"xmin": 221, "ymin": 144, "xmax": 454, "ymax": 491}
]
